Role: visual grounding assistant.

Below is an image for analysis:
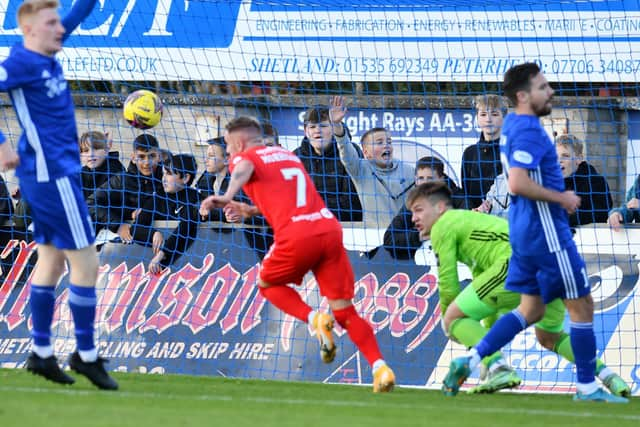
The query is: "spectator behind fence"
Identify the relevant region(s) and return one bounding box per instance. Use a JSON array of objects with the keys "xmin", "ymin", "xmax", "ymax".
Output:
[
  {"xmin": 332, "ymin": 97, "xmax": 414, "ymax": 228},
  {"xmin": 130, "ymin": 154, "xmax": 201, "ymax": 274},
  {"xmin": 262, "ymin": 122, "xmax": 281, "ymax": 147},
  {"xmin": 196, "ymin": 136, "xmax": 229, "ymax": 222},
  {"xmin": 556, "ymin": 134, "xmax": 612, "ymax": 227},
  {"xmin": 197, "ymin": 134, "xmax": 274, "ymax": 259},
  {"xmin": 473, "ymin": 173, "xmax": 510, "ymax": 219},
  {"xmin": 79, "ymin": 131, "xmax": 125, "ymax": 235},
  {"xmin": 88, "ymin": 133, "xmax": 165, "ymax": 243},
  {"xmin": 608, "ymin": 174, "xmax": 640, "ymax": 231},
  {"xmin": 460, "ymin": 94, "xmax": 507, "ymax": 209},
  {"xmin": 293, "ymin": 106, "xmax": 363, "ymax": 222},
  {"xmin": 383, "ymin": 156, "xmax": 465, "ymax": 260}
]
